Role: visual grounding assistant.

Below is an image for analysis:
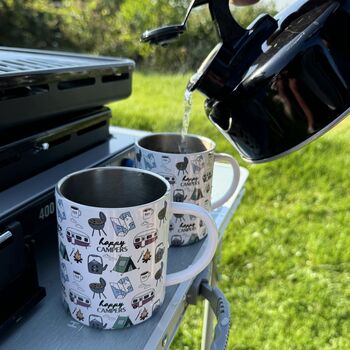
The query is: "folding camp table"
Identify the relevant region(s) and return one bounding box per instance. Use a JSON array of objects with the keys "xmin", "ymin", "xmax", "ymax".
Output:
[{"xmin": 0, "ymin": 127, "xmax": 249, "ymax": 350}]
